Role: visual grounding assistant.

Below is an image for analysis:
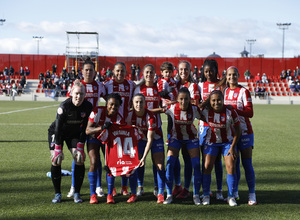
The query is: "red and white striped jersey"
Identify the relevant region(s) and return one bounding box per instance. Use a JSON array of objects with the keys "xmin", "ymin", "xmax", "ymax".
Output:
[
  {"xmin": 104, "ymin": 79, "xmax": 135, "ymax": 119},
  {"xmin": 126, "ymin": 109, "xmax": 163, "ymax": 140},
  {"xmin": 133, "ymin": 84, "xmax": 162, "ymax": 128},
  {"xmin": 98, "ymin": 123, "xmax": 142, "ymax": 177},
  {"xmin": 202, "ymin": 106, "xmax": 240, "ymax": 144},
  {"xmin": 157, "ymin": 77, "xmax": 177, "ymax": 107},
  {"xmin": 165, "ymin": 103, "xmax": 202, "ymax": 140},
  {"xmin": 88, "ymin": 106, "xmax": 124, "ymax": 138},
  {"xmin": 198, "ymin": 81, "xmax": 219, "ymax": 126},
  {"xmin": 67, "ymin": 80, "xmax": 106, "ymax": 107},
  {"xmin": 176, "ymin": 81, "xmax": 201, "ymax": 101},
  {"xmin": 224, "ymin": 85, "xmax": 253, "ymax": 135}
]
